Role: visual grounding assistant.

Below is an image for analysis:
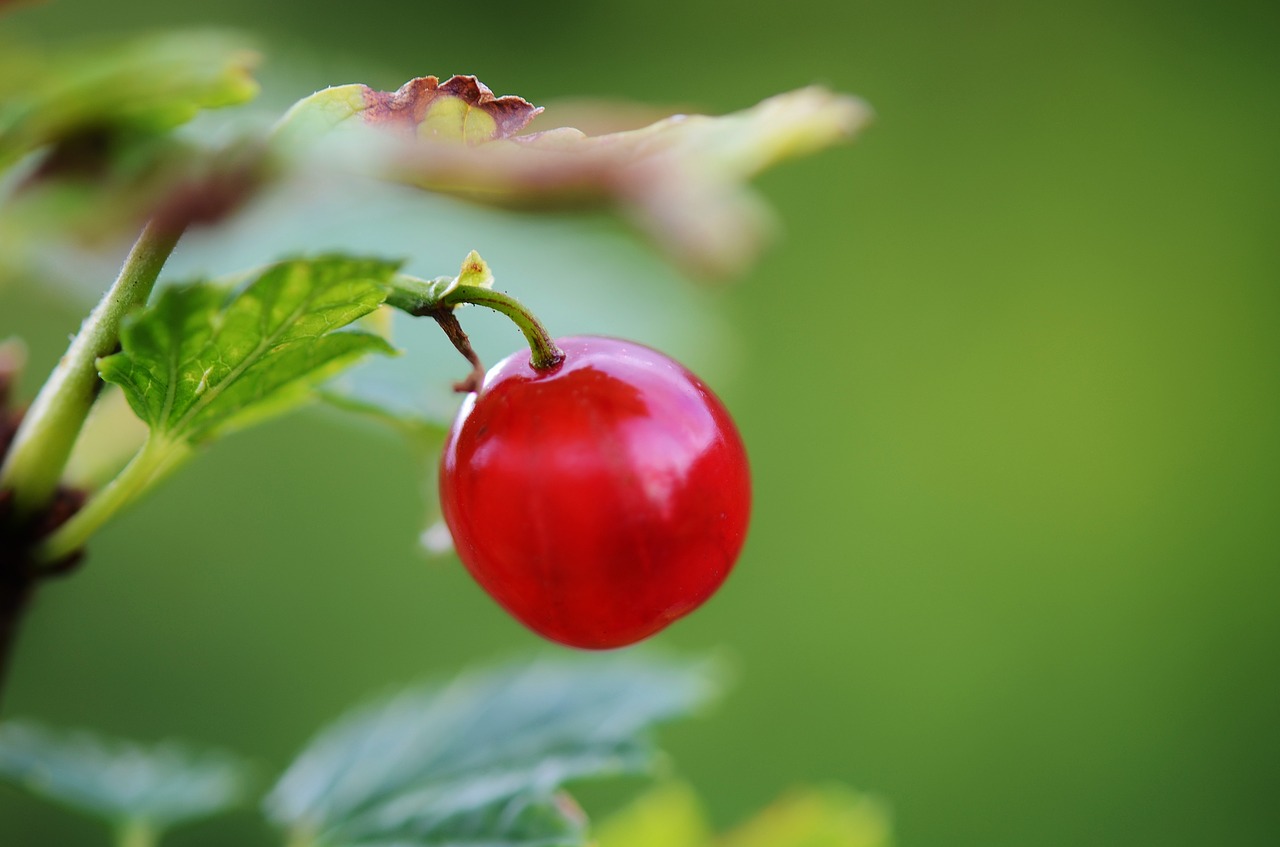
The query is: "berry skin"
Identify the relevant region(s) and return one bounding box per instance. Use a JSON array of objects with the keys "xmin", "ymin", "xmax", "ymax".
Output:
[{"xmin": 439, "ymin": 335, "xmax": 751, "ymax": 649}]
